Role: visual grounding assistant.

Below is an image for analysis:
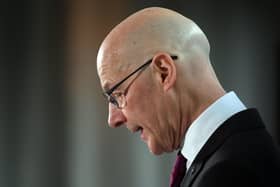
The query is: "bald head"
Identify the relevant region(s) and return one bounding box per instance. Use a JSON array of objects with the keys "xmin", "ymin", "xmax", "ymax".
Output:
[
  {"xmin": 97, "ymin": 7, "xmax": 210, "ymax": 84},
  {"xmin": 97, "ymin": 7, "xmax": 225, "ymax": 155}
]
